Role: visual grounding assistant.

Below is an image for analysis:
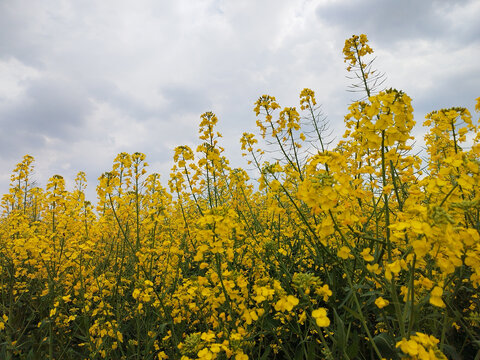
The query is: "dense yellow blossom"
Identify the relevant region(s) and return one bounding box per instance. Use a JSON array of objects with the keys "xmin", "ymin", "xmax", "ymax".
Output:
[{"xmin": 0, "ymin": 34, "xmax": 477, "ymax": 360}]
